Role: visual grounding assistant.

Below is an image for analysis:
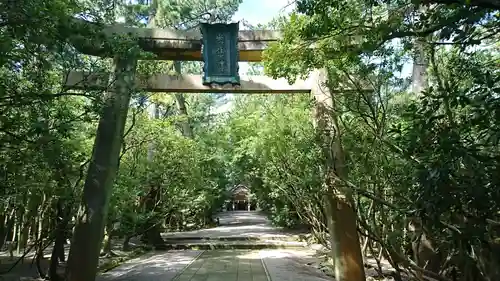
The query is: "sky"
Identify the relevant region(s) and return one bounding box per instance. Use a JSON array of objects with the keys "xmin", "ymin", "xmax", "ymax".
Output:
[
  {"xmin": 232, "ymin": 0, "xmax": 294, "ymax": 75},
  {"xmin": 232, "ymin": 0, "xmax": 294, "ymax": 26},
  {"xmin": 211, "ymin": 0, "xmax": 295, "ymax": 114}
]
